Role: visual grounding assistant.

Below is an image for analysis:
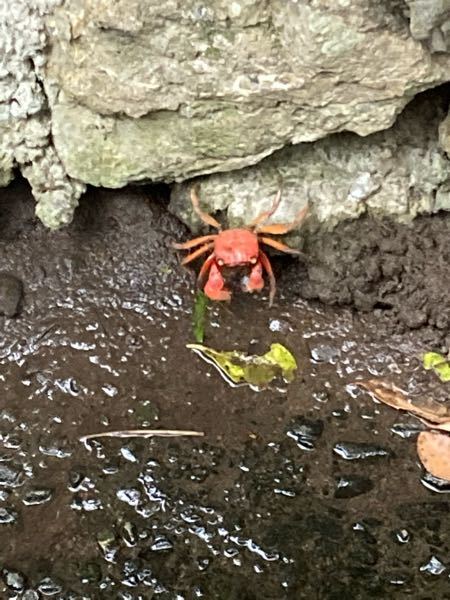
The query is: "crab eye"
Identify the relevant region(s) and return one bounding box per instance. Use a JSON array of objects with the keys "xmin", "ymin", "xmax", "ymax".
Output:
[
  {"xmin": 217, "ymin": 259, "xmax": 224, "ymax": 266},
  {"xmin": 250, "ymin": 257, "xmax": 258, "ymax": 264}
]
